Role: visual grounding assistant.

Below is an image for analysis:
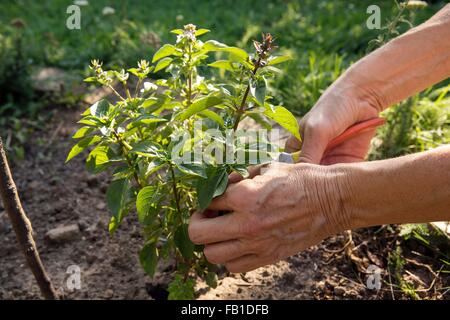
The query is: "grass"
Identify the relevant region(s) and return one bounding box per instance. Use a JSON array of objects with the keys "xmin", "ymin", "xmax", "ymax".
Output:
[{"xmin": 0, "ymin": 0, "xmax": 445, "ymax": 114}]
